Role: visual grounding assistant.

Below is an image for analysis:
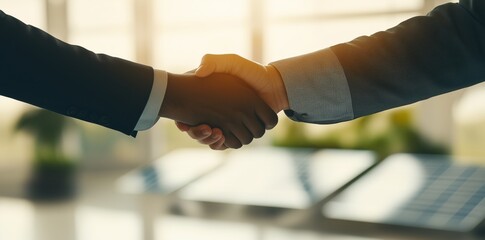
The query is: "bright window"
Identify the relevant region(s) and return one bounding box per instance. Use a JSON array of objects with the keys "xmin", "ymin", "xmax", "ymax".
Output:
[{"xmin": 0, "ymin": 0, "xmax": 468, "ymax": 172}]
